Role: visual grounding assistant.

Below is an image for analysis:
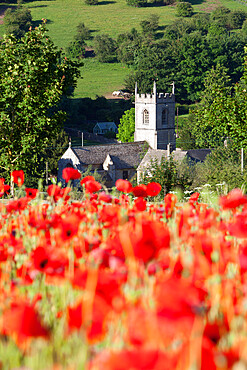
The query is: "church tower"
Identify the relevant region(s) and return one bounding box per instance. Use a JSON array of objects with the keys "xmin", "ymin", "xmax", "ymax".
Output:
[{"xmin": 134, "ymin": 81, "xmax": 176, "ymax": 150}]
